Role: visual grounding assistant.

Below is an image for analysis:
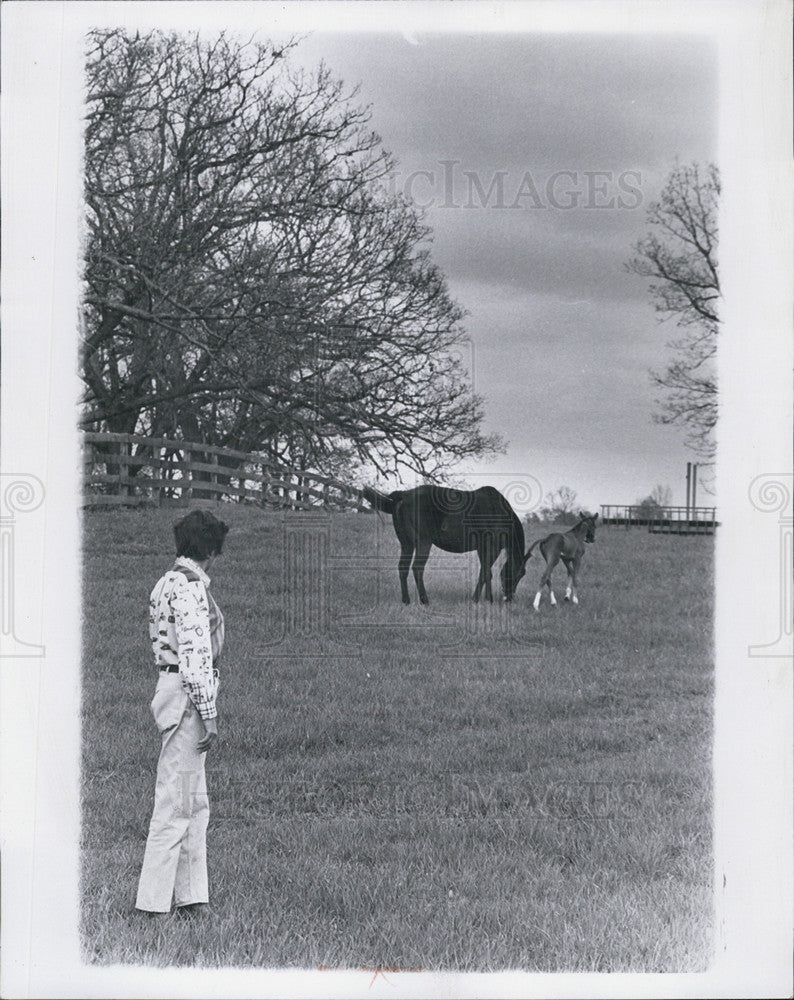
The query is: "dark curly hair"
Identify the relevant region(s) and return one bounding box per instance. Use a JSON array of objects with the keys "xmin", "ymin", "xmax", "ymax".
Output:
[{"xmin": 173, "ymin": 509, "xmax": 230, "ymax": 561}]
